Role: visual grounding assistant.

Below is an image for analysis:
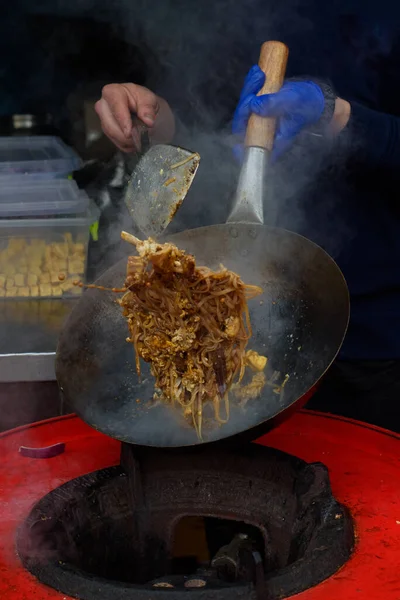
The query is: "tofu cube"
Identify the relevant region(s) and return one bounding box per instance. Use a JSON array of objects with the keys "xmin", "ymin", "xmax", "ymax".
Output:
[
  {"xmin": 18, "ymin": 287, "xmax": 30, "ymax": 297},
  {"xmin": 39, "ymin": 284, "xmax": 52, "ymax": 297},
  {"xmin": 68, "ymin": 259, "xmax": 85, "ymax": 275},
  {"xmin": 52, "ymin": 243, "xmax": 68, "ymax": 259},
  {"xmin": 4, "ymin": 265, "xmax": 15, "ymax": 277},
  {"xmin": 52, "ymin": 286, "xmax": 63, "ymax": 297},
  {"xmin": 73, "ymin": 243, "xmax": 85, "ymax": 255},
  {"xmin": 14, "ymin": 273, "xmax": 25, "ymax": 287},
  {"xmin": 6, "ymin": 287, "xmax": 17, "ymax": 297},
  {"xmin": 27, "ymin": 273, "xmax": 38, "ymax": 287}
]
